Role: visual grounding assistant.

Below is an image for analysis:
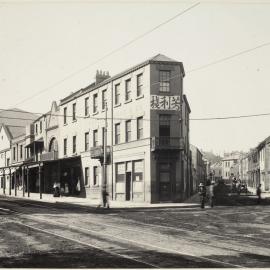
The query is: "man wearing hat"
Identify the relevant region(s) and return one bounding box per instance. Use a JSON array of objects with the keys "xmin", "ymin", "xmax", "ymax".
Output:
[{"xmin": 199, "ymin": 182, "xmax": 206, "ymax": 209}]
